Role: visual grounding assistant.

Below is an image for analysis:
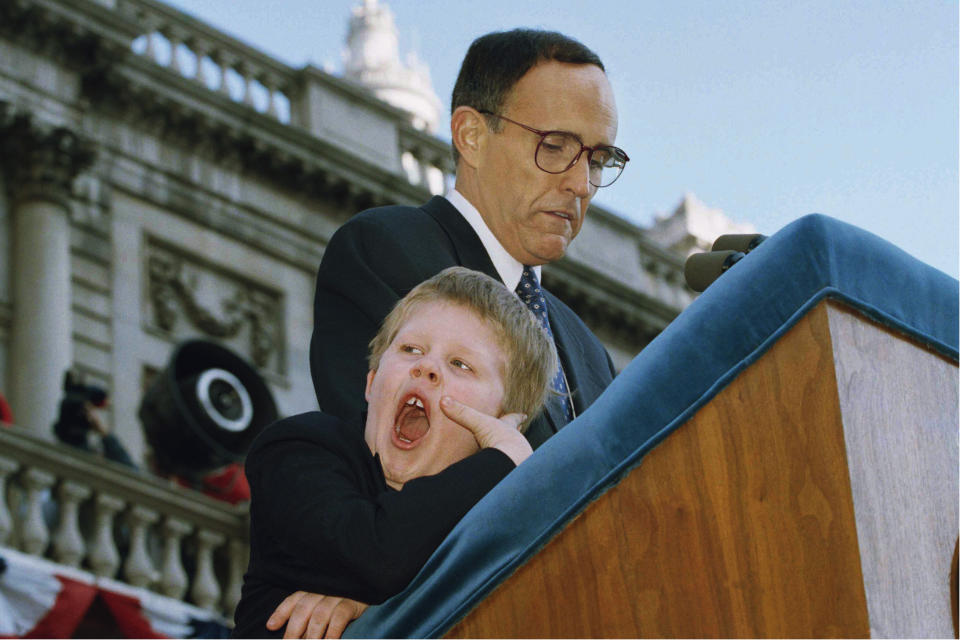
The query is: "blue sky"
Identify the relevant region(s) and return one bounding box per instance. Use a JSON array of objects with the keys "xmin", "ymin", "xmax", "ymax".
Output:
[{"xmin": 164, "ymin": 0, "xmax": 958, "ymax": 278}]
